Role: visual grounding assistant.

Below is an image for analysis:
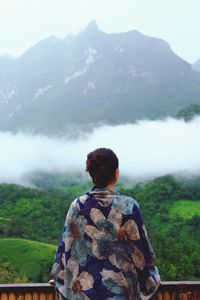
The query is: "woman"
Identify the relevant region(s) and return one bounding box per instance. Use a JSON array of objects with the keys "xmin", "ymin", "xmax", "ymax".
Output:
[{"xmin": 51, "ymin": 148, "xmax": 160, "ymax": 300}]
